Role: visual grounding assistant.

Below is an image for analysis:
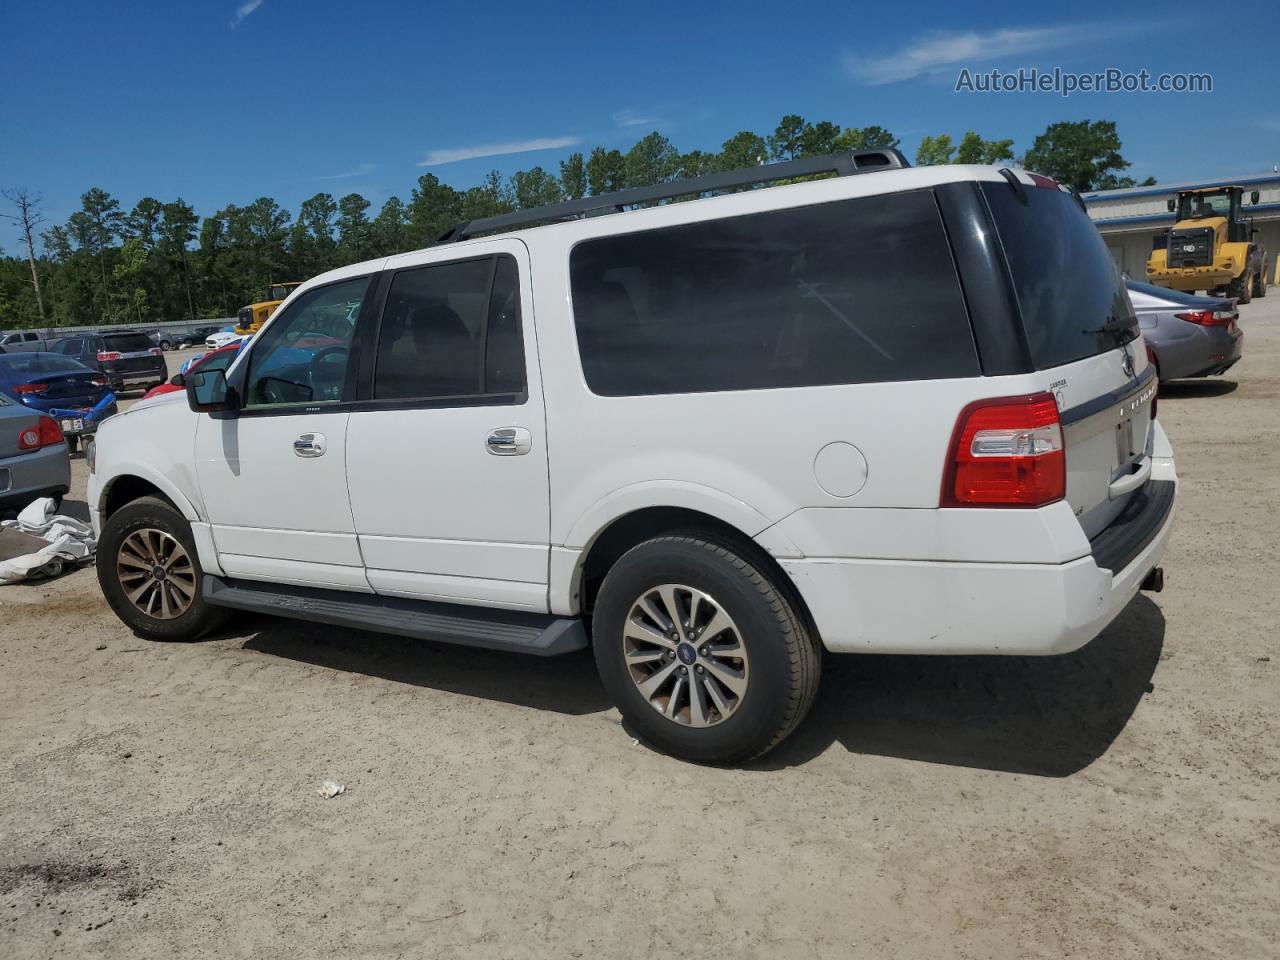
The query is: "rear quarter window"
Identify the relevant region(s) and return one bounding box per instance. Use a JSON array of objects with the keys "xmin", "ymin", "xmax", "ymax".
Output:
[
  {"xmin": 982, "ymin": 182, "xmax": 1137, "ymax": 369},
  {"xmin": 570, "ymin": 190, "xmax": 978, "ymax": 396}
]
